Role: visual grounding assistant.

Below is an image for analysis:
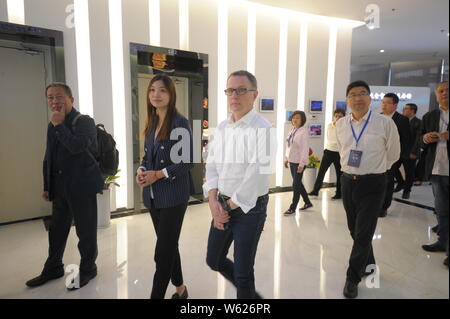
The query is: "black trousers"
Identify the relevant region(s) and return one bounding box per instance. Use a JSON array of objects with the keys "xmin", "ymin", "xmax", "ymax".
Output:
[
  {"xmin": 383, "ymin": 160, "xmax": 402, "ymax": 211},
  {"xmin": 311, "ymin": 149, "xmax": 342, "ymax": 196},
  {"xmin": 44, "ymin": 175, "xmax": 98, "ymax": 275},
  {"xmin": 289, "ymin": 162, "xmax": 312, "ymax": 210},
  {"xmin": 393, "ymin": 157, "xmax": 415, "ymax": 192},
  {"xmin": 414, "ymin": 153, "xmax": 427, "ymax": 182},
  {"xmin": 149, "ymin": 201, "xmax": 188, "ymax": 299},
  {"xmin": 341, "ymin": 173, "xmax": 386, "ymax": 284}
]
